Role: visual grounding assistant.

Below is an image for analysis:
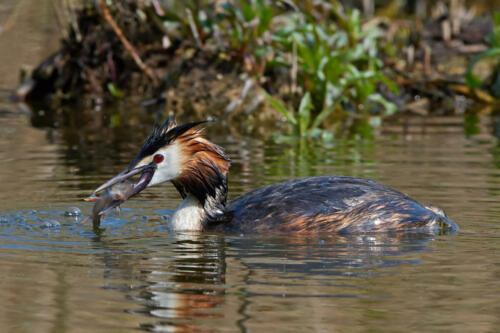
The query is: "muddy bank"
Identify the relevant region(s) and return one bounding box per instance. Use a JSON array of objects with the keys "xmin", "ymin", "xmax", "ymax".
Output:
[
  {"xmin": 17, "ymin": 1, "xmax": 166, "ymax": 102},
  {"xmin": 13, "ymin": 1, "xmax": 500, "ymax": 138},
  {"xmin": 163, "ymin": 67, "xmax": 283, "ymax": 136}
]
